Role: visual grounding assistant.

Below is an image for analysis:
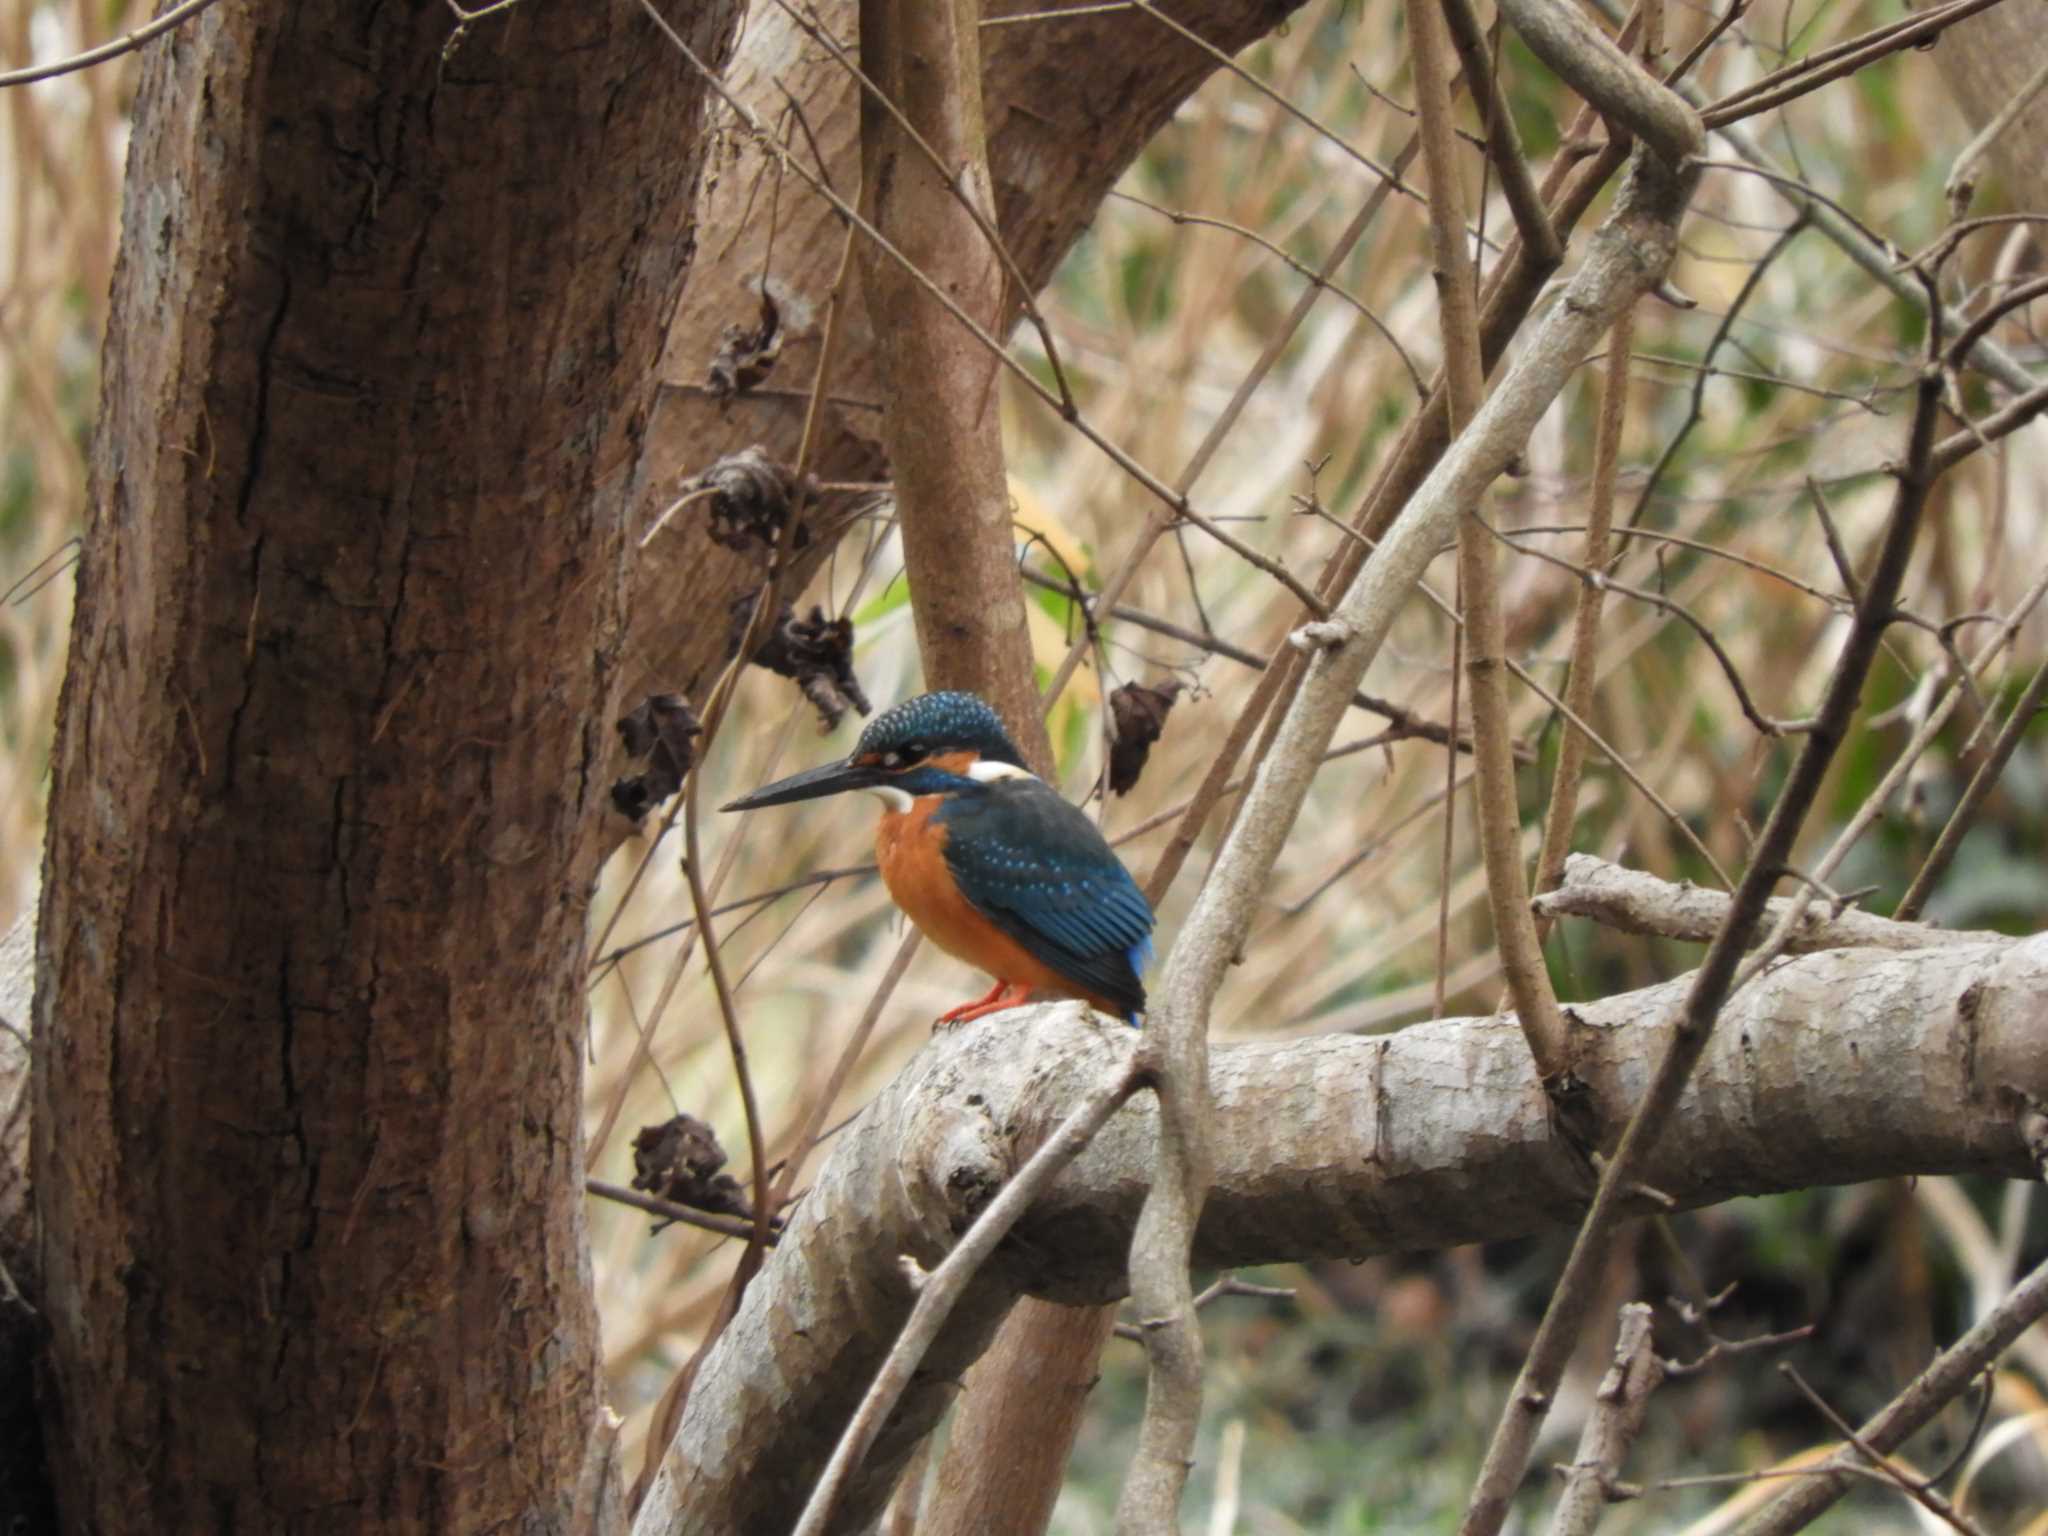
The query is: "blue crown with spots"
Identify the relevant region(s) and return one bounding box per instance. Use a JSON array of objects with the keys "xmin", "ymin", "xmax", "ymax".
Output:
[{"xmin": 855, "ymin": 691, "xmax": 1026, "ymax": 768}]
